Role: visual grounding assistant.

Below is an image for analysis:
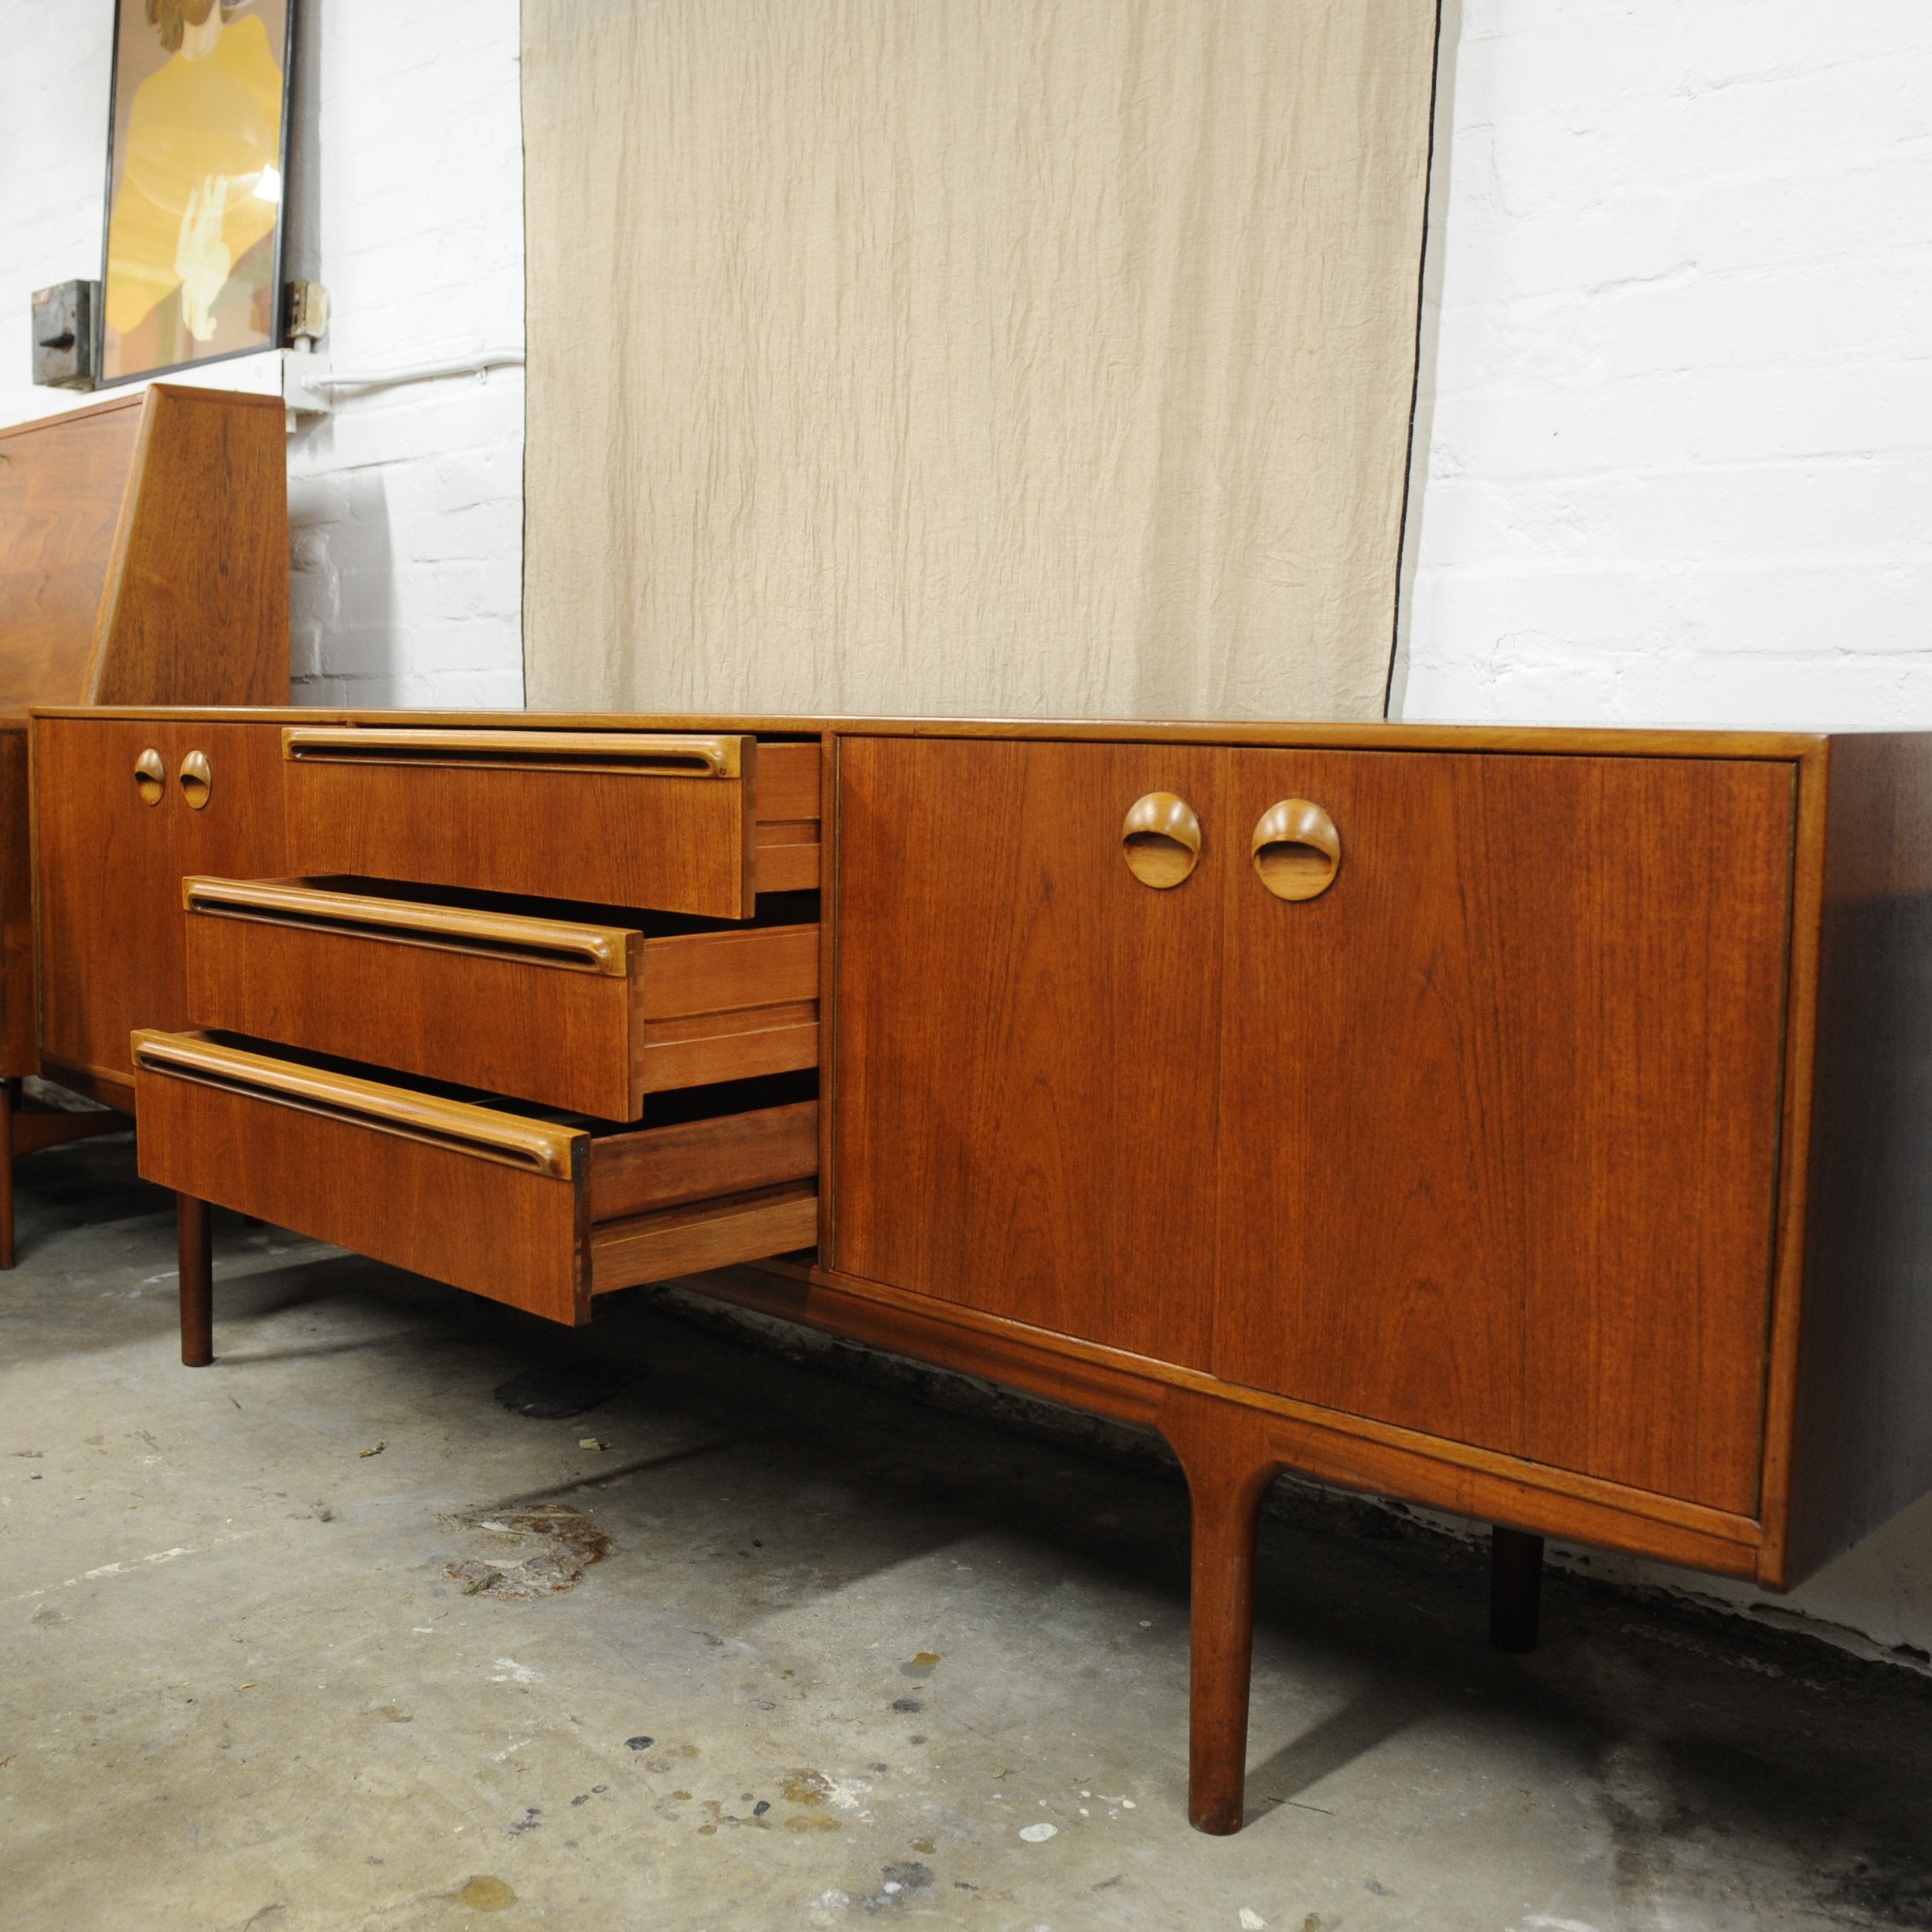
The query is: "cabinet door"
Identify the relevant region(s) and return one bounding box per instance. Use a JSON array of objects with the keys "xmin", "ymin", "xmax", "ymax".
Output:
[
  {"xmin": 832, "ymin": 736, "xmax": 1226, "ymax": 1367},
  {"xmin": 1213, "ymin": 750, "xmax": 1795, "ymax": 1515},
  {"xmin": 171, "ymin": 720, "xmax": 291, "ymax": 894},
  {"xmin": 37, "ymin": 717, "xmax": 183, "ymax": 1086},
  {"xmin": 36, "ymin": 718, "xmax": 290, "ymax": 1087}
]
